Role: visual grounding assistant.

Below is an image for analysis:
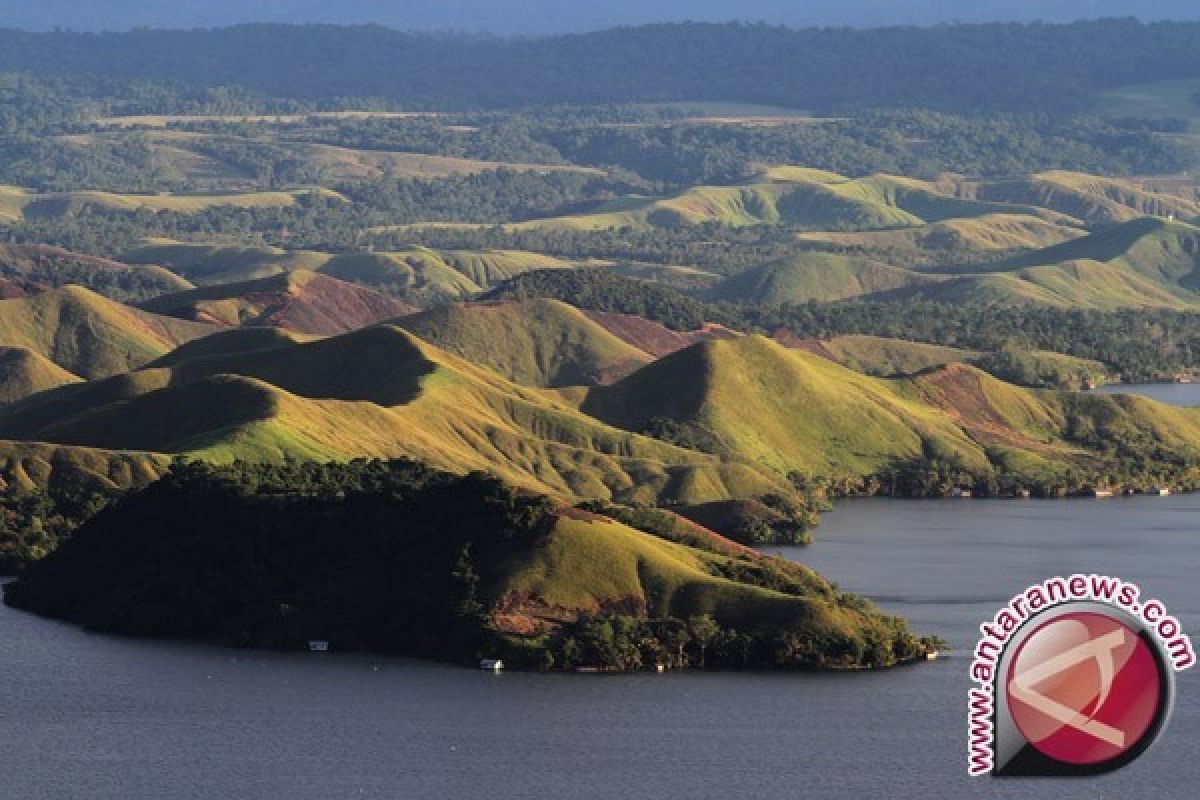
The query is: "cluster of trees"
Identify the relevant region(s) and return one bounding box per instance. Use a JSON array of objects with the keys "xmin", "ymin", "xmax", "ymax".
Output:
[
  {"xmin": 751, "ymin": 301, "xmax": 1200, "ymax": 384},
  {"xmin": 544, "ymin": 111, "xmax": 1194, "ymax": 185},
  {"xmin": 489, "ymin": 269, "xmax": 723, "ymax": 330},
  {"xmin": 3, "ymin": 21, "xmax": 1200, "ymax": 113},
  {"xmin": 544, "ymin": 610, "xmax": 932, "ymax": 671},
  {"xmin": 488, "ymin": 270, "xmax": 1200, "ymax": 383},
  {"xmin": 3, "ymin": 459, "xmax": 555, "ymax": 660},
  {"xmin": 0, "ymin": 484, "xmax": 115, "ymax": 573}
]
